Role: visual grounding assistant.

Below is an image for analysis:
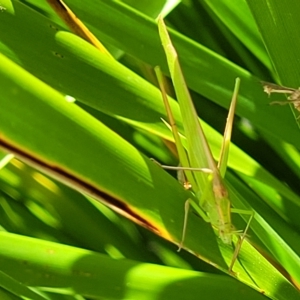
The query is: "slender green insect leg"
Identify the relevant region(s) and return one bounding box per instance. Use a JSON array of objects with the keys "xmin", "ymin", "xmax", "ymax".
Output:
[
  {"xmin": 177, "ymin": 199, "xmax": 191, "ymax": 251},
  {"xmin": 228, "ymin": 210, "xmax": 255, "ymax": 273},
  {"xmin": 178, "ymin": 198, "xmax": 210, "ymax": 251},
  {"xmin": 229, "ymin": 236, "xmax": 242, "ymax": 275}
]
